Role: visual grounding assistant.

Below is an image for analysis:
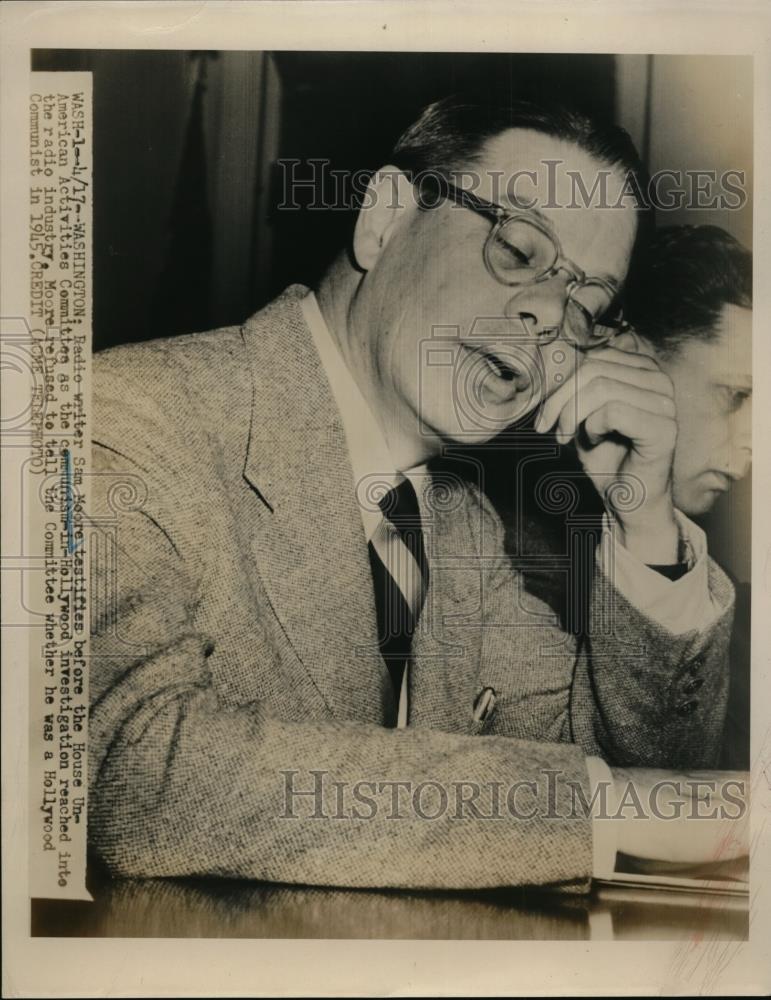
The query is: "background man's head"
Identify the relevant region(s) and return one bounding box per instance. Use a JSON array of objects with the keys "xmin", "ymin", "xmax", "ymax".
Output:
[
  {"xmin": 627, "ymin": 225, "xmax": 752, "ymax": 515},
  {"xmin": 331, "ymin": 96, "xmax": 647, "ymax": 458}
]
